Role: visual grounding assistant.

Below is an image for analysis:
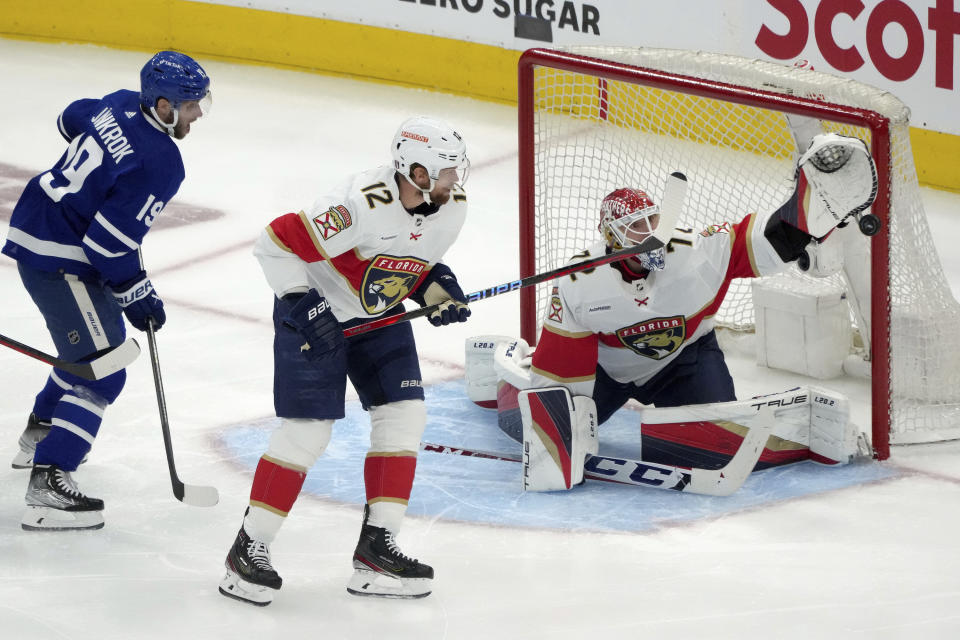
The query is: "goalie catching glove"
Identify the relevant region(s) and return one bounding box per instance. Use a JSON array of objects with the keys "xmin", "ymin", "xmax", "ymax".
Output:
[
  {"xmin": 410, "ymin": 263, "xmax": 470, "ymax": 326},
  {"xmin": 281, "ymin": 290, "xmax": 345, "ymax": 360},
  {"xmin": 764, "ymin": 132, "xmax": 878, "ymax": 270},
  {"xmin": 781, "ymin": 132, "xmax": 878, "ymax": 241}
]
